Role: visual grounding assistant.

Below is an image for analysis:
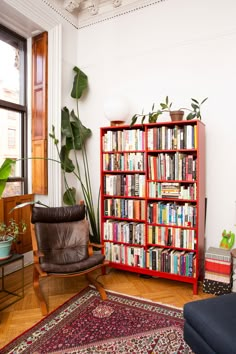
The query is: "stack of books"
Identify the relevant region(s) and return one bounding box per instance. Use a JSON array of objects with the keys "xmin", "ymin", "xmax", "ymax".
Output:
[
  {"xmin": 203, "ymin": 247, "xmax": 232, "ymax": 295},
  {"xmin": 231, "ymin": 249, "xmax": 236, "ymax": 292}
]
